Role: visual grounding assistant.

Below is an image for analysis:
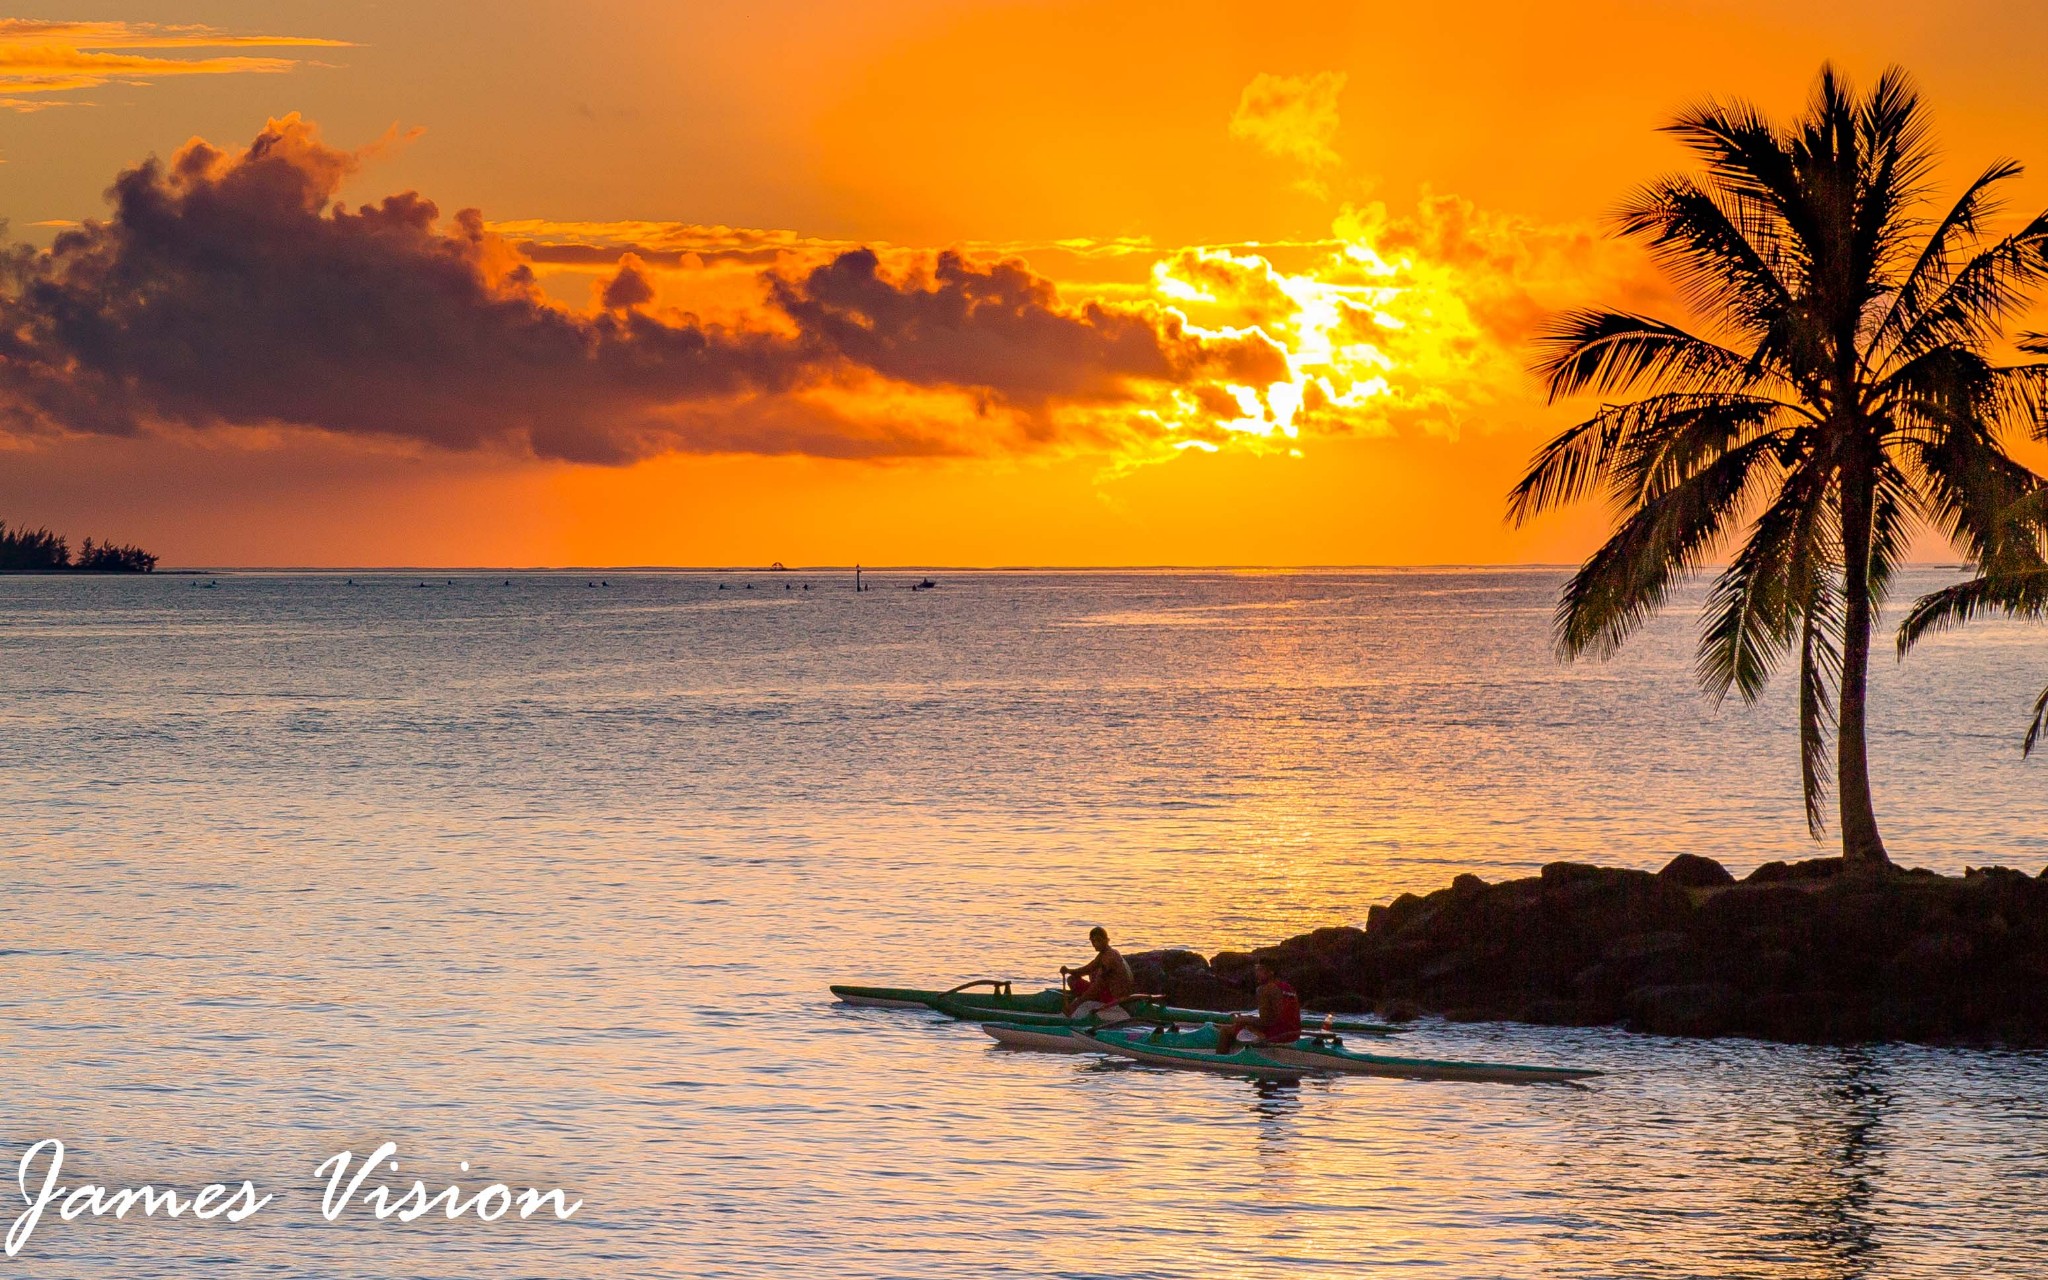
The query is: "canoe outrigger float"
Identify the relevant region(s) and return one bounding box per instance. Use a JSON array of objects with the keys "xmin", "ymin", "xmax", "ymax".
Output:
[
  {"xmin": 831, "ymin": 980, "xmax": 1403, "ymax": 1036},
  {"xmin": 979, "ymin": 1020, "xmax": 1600, "ymax": 1085}
]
